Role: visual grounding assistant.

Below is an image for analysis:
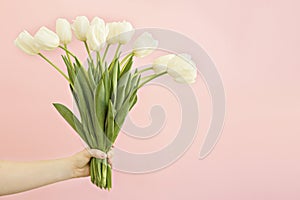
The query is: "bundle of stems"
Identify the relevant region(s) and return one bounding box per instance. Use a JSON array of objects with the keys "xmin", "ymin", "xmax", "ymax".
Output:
[{"xmin": 53, "ymin": 44, "xmax": 163, "ymax": 189}]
